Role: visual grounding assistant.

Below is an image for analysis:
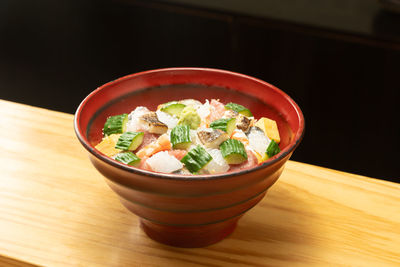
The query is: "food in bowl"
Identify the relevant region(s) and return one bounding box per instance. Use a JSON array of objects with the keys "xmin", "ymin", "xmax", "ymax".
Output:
[
  {"xmin": 74, "ymin": 68, "xmax": 305, "ymax": 247},
  {"xmin": 95, "ymin": 99, "xmax": 281, "ymax": 175}
]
